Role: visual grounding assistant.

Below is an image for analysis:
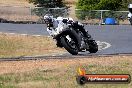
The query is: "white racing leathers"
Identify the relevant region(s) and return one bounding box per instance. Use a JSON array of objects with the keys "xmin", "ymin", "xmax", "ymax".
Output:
[{"xmin": 46, "ymin": 18, "xmax": 58, "ymax": 37}]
